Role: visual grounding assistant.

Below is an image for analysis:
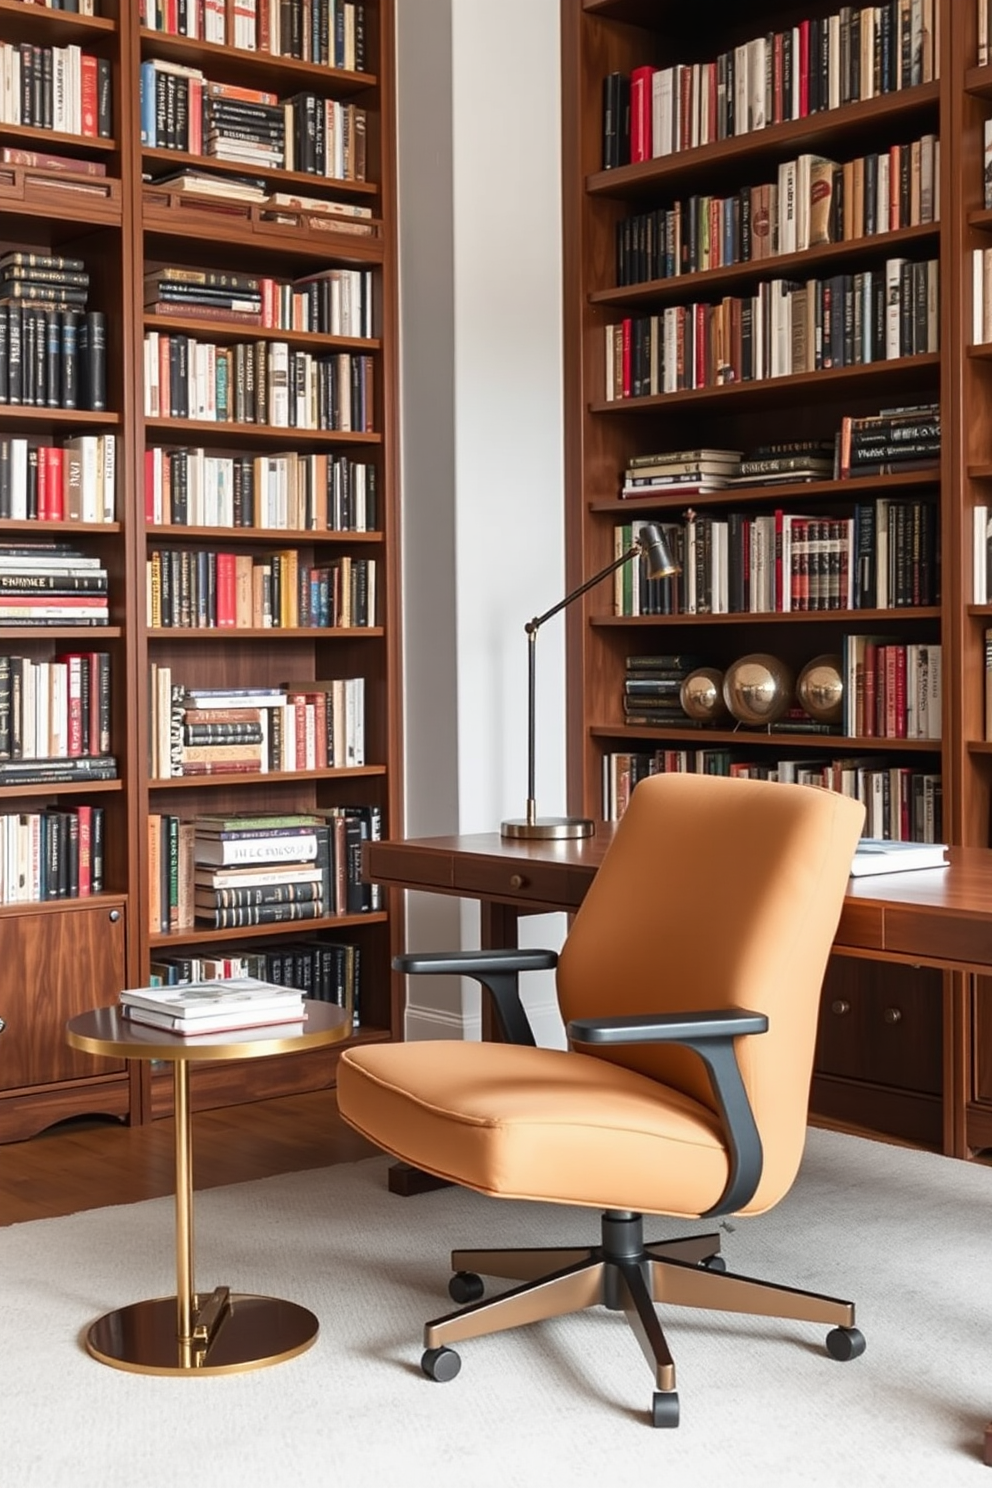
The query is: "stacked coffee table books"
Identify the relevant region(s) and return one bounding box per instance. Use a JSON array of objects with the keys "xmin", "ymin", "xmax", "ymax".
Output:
[{"xmin": 118, "ymin": 976, "xmax": 306, "ymax": 1036}]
